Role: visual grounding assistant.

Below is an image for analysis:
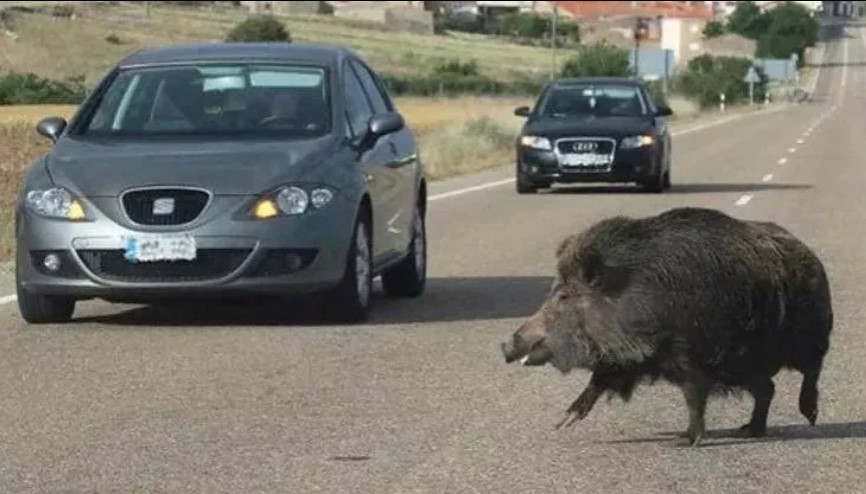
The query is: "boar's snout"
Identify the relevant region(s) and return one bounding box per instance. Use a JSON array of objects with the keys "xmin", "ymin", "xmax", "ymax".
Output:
[{"xmin": 501, "ymin": 326, "xmax": 553, "ymax": 366}]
